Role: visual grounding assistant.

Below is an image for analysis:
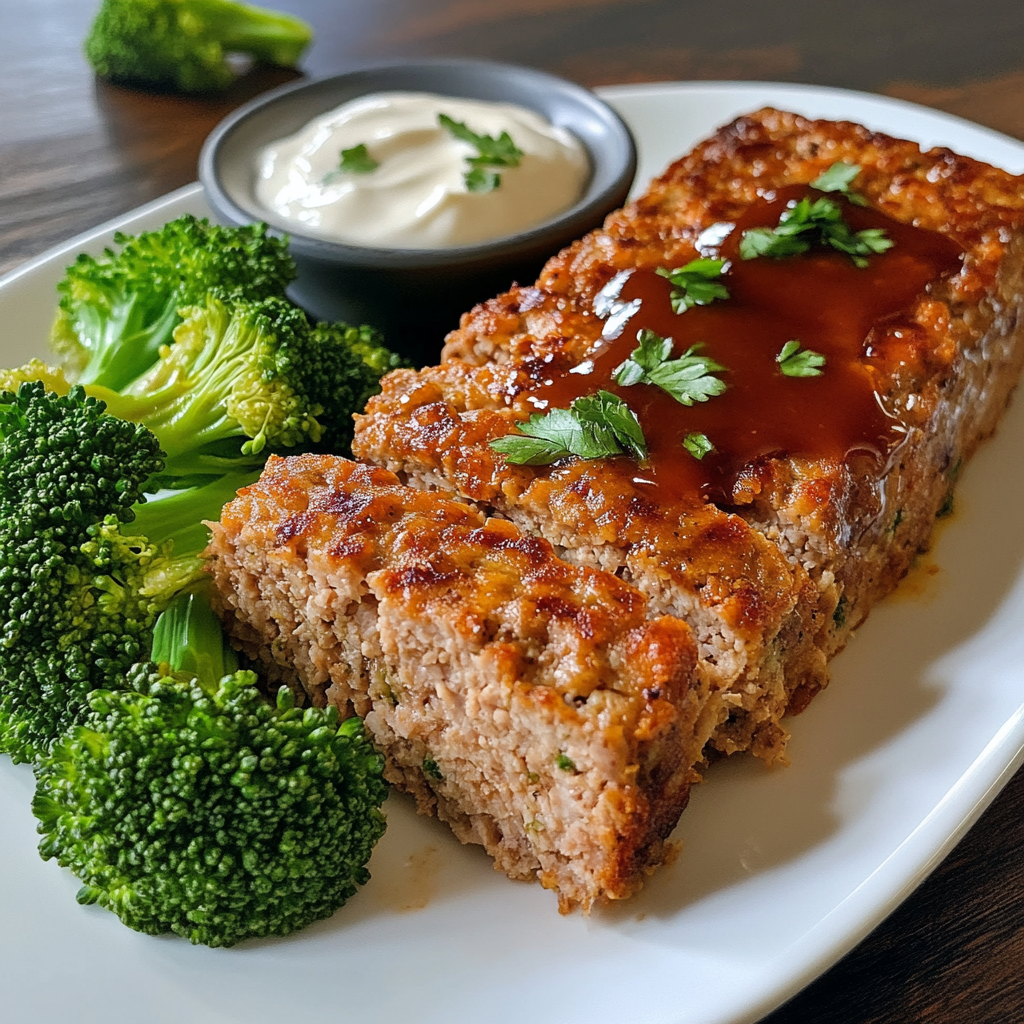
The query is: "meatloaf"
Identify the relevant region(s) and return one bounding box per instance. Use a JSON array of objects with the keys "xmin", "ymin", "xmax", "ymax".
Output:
[
  {"xmin": 353, "ymin": 107, "xmax": 1024, "ymax": 754},
  {"xmin": 207, "ymin": 455, "xmax": 720, "ymax": 909},
  {"xmin": 207, "ymin": 108, "xmax": 1024, "ymax": 910}
]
